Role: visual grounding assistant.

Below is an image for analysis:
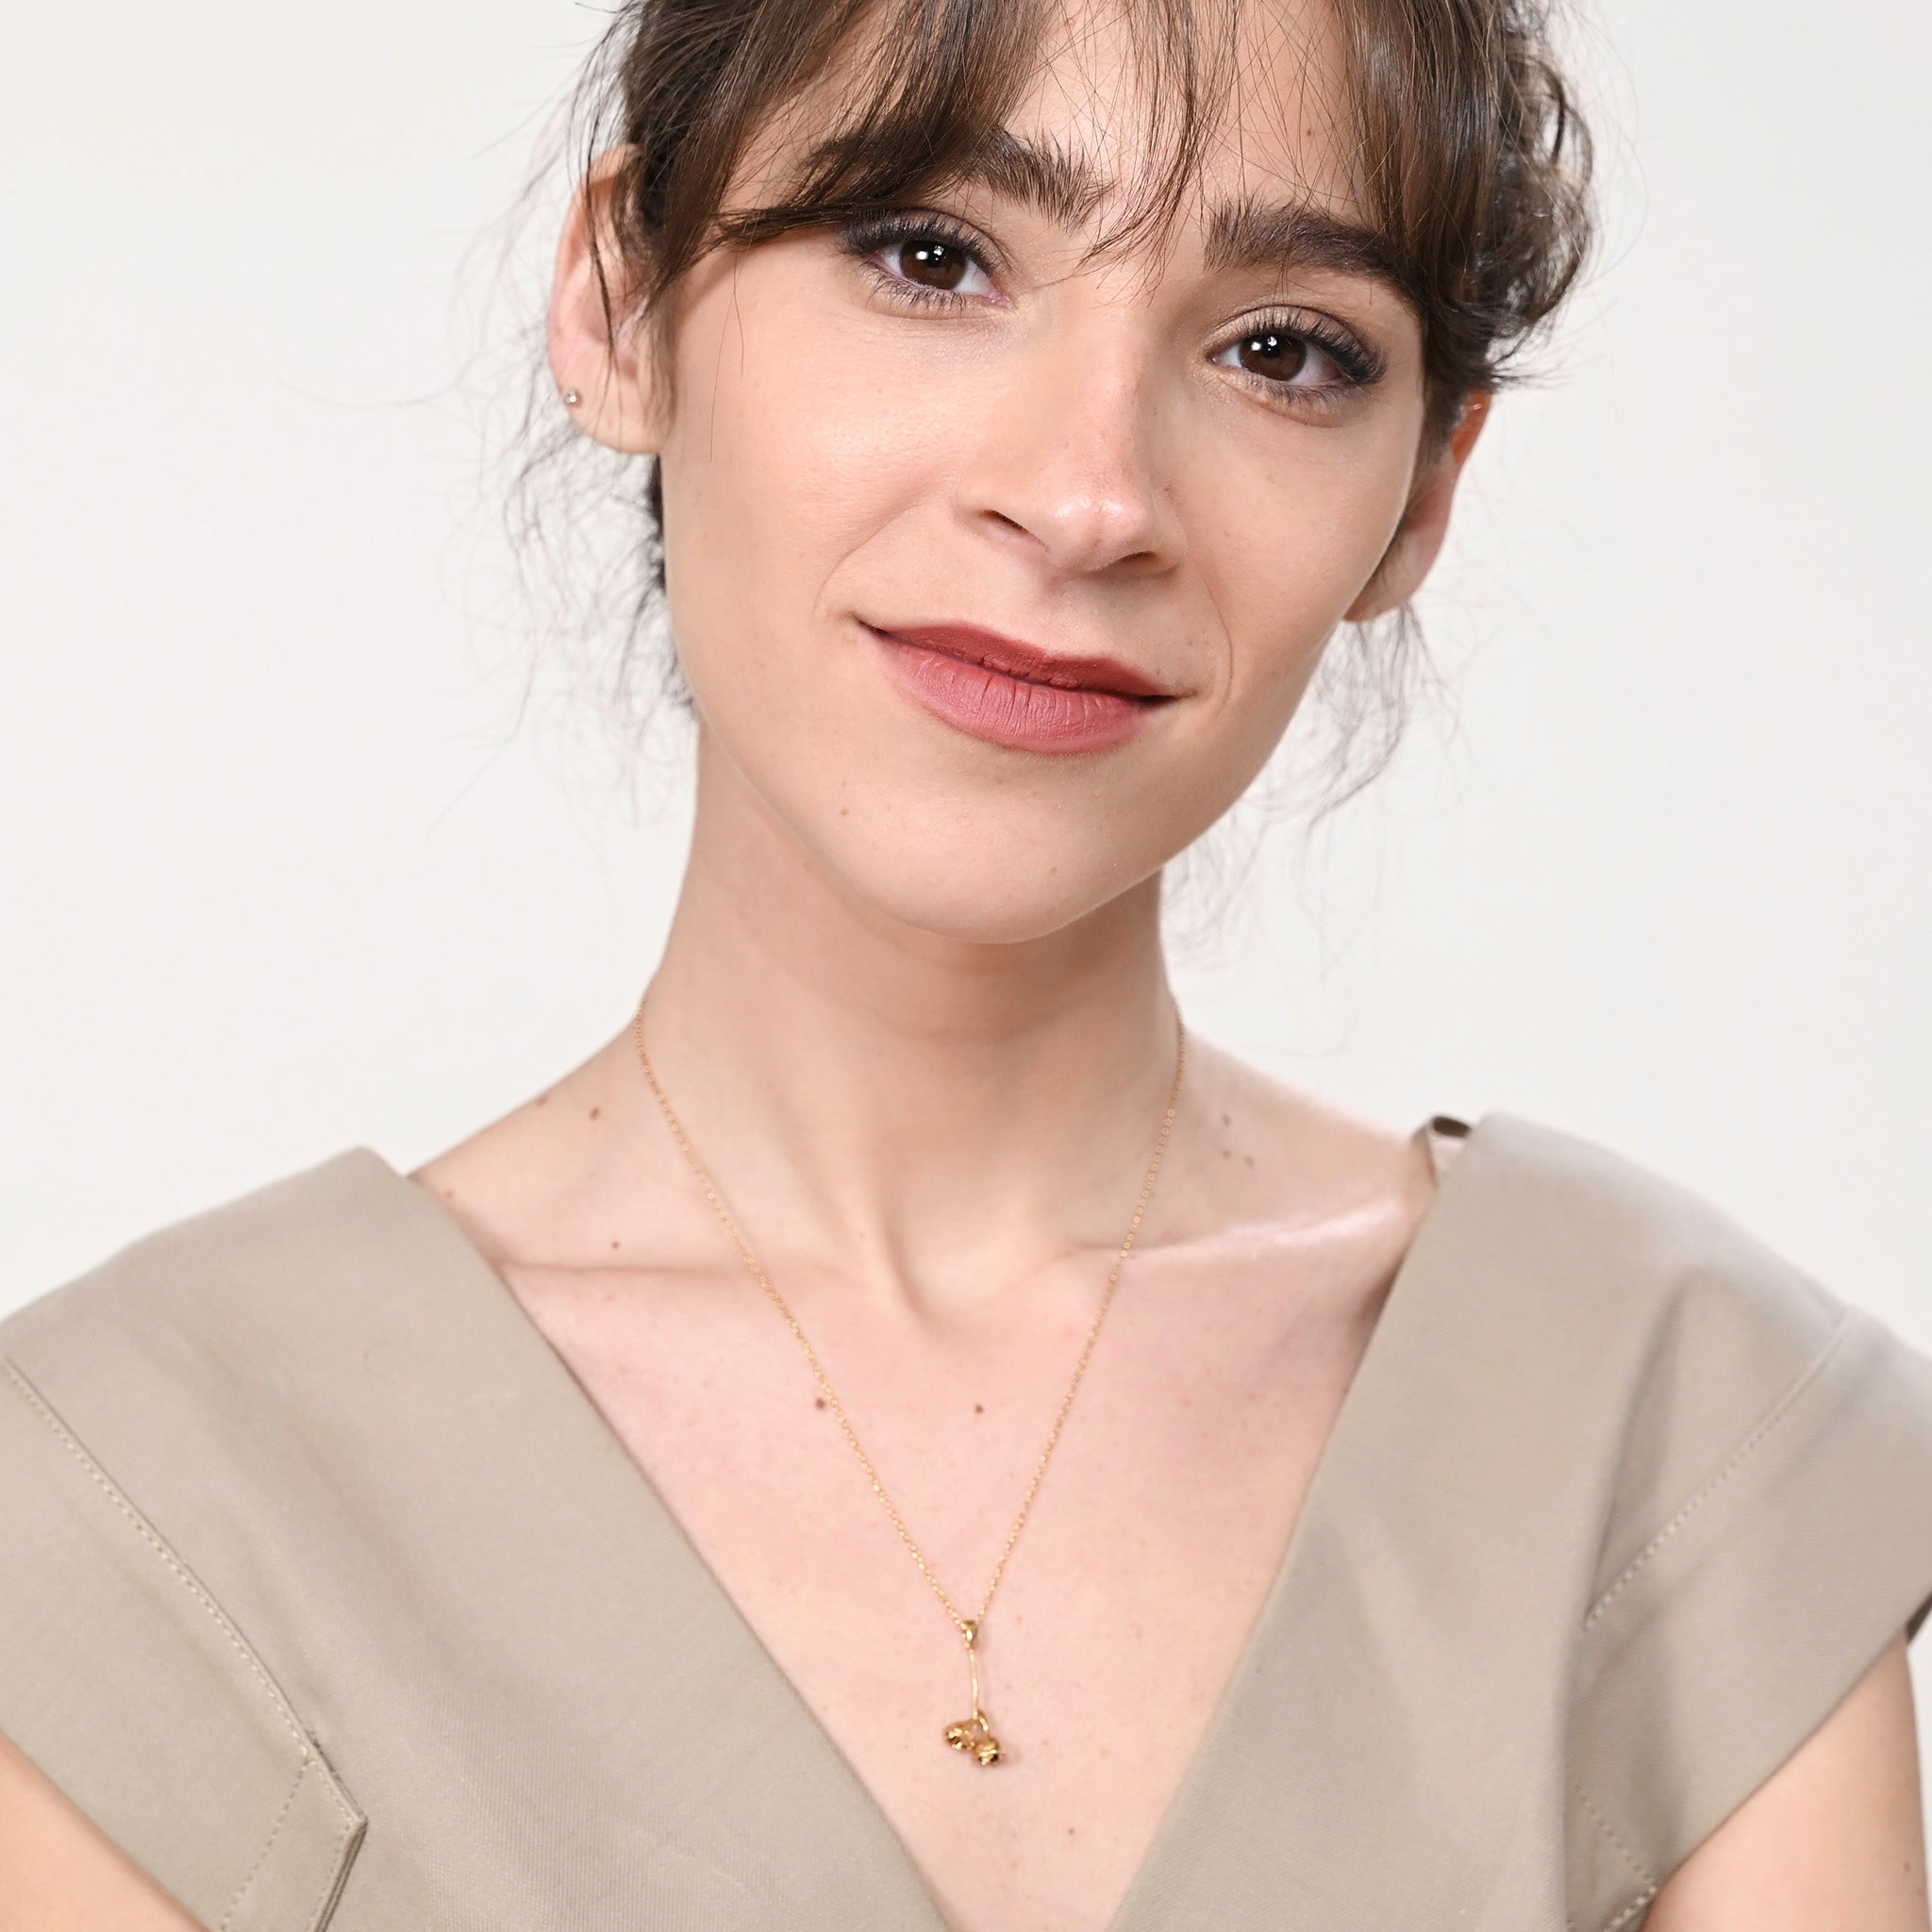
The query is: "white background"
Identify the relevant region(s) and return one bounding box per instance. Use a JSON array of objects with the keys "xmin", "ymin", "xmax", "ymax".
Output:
[{"xmin": 5, "ymin": 0, "xmax": 1930, "ymax": 1832}]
